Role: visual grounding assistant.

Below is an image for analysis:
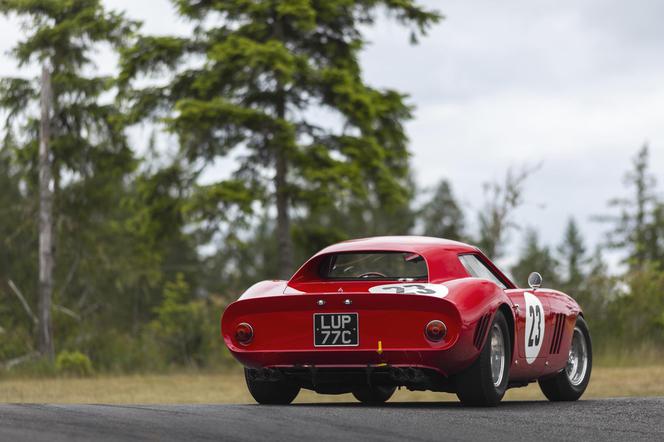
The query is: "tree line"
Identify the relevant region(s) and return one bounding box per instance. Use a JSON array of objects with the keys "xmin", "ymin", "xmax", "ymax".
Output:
[{"xmin": 0, "ymin": 1, "xmax": 661, "ymax": 374}]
